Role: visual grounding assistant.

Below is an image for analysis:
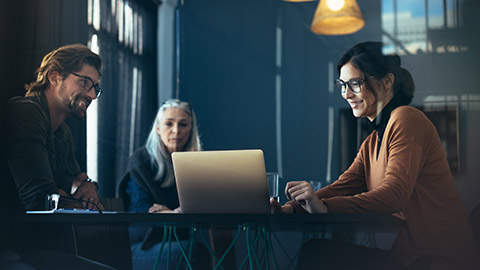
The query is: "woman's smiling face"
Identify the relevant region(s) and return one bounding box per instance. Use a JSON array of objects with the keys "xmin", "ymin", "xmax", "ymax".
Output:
[{"xmin": 339, "ymin": 61, "xmax": 392, "ymax": 121}]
